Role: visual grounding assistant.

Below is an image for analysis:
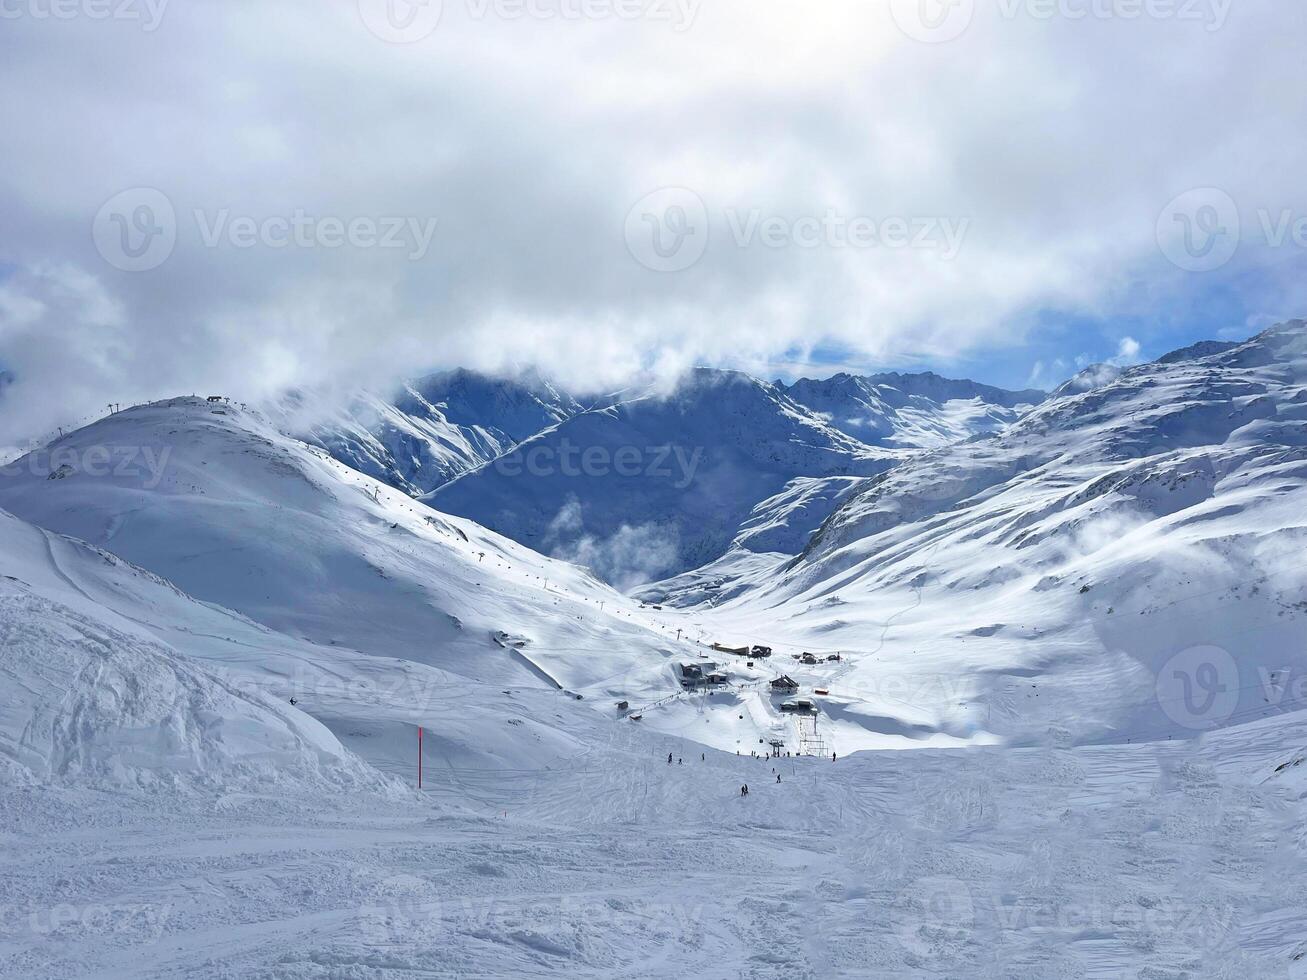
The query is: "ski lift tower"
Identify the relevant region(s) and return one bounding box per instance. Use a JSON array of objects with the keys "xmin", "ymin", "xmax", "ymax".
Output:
[{"xmin": 796, "ymin": 712, "xmax": 829, "ymax": 757}]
